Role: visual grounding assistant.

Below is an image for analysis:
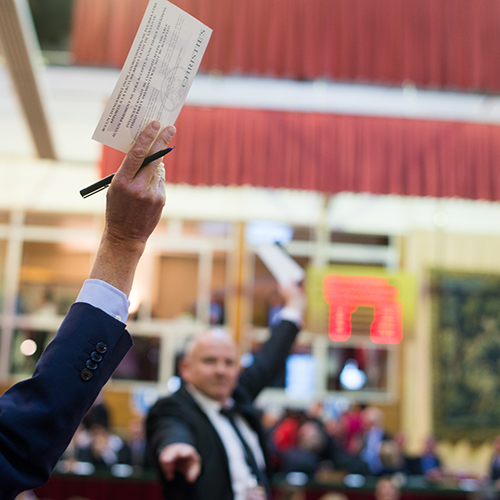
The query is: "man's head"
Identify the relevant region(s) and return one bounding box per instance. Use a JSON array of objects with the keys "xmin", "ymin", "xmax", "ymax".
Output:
[
  {"xmin": 180, "ymin": 329, "xmax": 239, "ymax": 403},
  {"xmin": 423, "ymin": 435, "xmax": 437, "ymax": 454},
  {"xmin": 362, "ymin": 406, "xmax": 383, "ymax": 430},
  {"xmin": 374, "ymin": 477, "xmax": 400, "ymax": 500}
]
